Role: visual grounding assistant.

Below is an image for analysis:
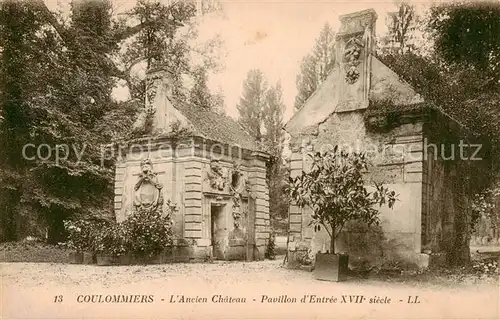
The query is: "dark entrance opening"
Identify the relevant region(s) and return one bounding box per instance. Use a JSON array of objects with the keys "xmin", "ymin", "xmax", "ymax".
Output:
[{"xmin": 211, "ymin": 204, "xmax": 225, "ymax": 260}]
